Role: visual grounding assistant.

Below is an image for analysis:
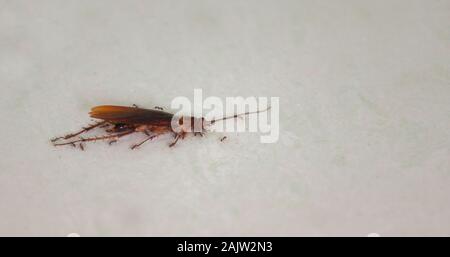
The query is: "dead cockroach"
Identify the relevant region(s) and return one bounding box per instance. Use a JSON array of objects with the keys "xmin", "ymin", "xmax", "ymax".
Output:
[{"xmin": 51, "ymin": 105, "xmax": 269, "ymax": 149}]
